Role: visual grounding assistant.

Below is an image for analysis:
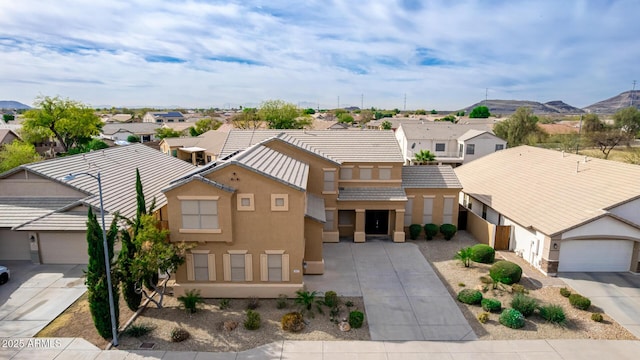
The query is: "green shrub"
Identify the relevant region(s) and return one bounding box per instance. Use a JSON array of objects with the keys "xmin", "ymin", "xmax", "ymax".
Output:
[
  {"xmin": 409, "ymin": 224, "xmax": 422, "ymax": 240},
  {"xmin": 276, "ymin": 294, "xmax": 288, "ymax": 309},
  {"xmin": 294, "ymin": 288, "xmax": 322, "ymax": 317},
  {"xmin": 345, "ymin": 300, "xmax": 354, "ymax": 308},
  {"xmin": 470, "ymin": 244, "xmax": 495, "ymax": 263},
  {"xmin": 440, "ymin": 224, "xmax": 457, "ymax": 240},
  {"xmin": 511, "ymin": 284, "xmax": 526, "ymax": 294},
  {"xmin": 324, "ymin": 291, "xmax": 339, "ymax": 308},
  {"xmin": 510, "ymin": 294, "xmax": 537, "ymax": 317},
  {"xmin": 458, "ymin": 282, "xmax": 465, "ymax": 287},
  {"xmin": 244, "ymin": 310, "xmax": 261, "ymax": 330},
  {"xmin": 591, "ymin": 313, "xmax": 603, "ymax": 322},
  {"xmin": 424, "ymin": 223, "xmax": 439, "ymax": 240},
  {"xmin": 219, "ymin": 298, "xmax": 230, "ymax": 310},
  {"xmin": 281, "ymin": 312, "xmax": 305, "ymax": 332},
  {"xmin": 489, "ymin": 261, "xmax": 522, "ymax": 285},
  {"xmin": 170, "ymin": 327, "xmax": 190, "ymax": 342},
  {"xmin": 177, "ymin": 289, "xmax": 204, "ymax": 314},
  {"xmin": 454, "ymin": 247, "xmax": 473, "ymax": 267},
  {"xmin": 457, "ymin": 289, "xmax": 483, "ymax": 305},
  {"xmin": 481, "ymin": 298, "xmax": 502, "ymax": 313},
  {"xmin": 539, "ymin": 304, "xmax": 566, "ymax": 324},
  {"xmin": 559, "ymin": 287, "xmax": 571, "ymax": 298},
  {"xmin": 123, "ymin": 323, "xmax": 154, "ymax": 337},
  {"xmin": 477, "ymin": 312, "xmax": 490, "ymax": 324},
  {"xmin": 247, "ymin": 297, "xmax": 260, "ymax": 310},
  {"xmin": 349, "ymin": 310, "xmax": 365, "ymax": 329},
  {"xmin": 499, "ymin": 308, "xmax": 525, "ymax": 329},
  {"xmin": 479, "ymin": 275, "xmax": 493, "ymax": 284},
  {"xmin": 568, "ymin": 294, "xmax": 591, "ymax": 310}
]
